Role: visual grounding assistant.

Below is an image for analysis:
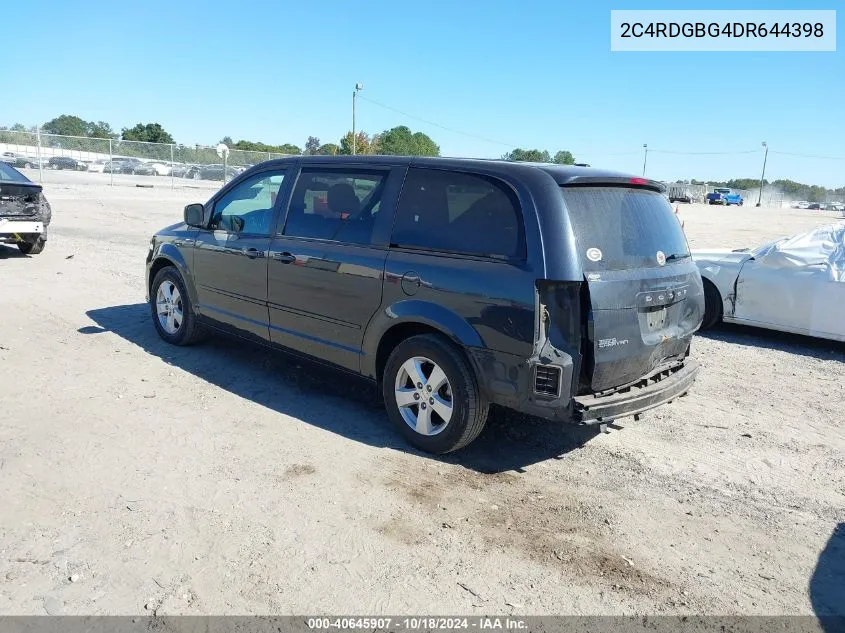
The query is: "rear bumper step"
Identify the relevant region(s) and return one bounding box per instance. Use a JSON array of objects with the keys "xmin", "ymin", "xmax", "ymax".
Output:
[{"xmin": 574, "ymin": 359, "xmax": 699, "ymax": 423}]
